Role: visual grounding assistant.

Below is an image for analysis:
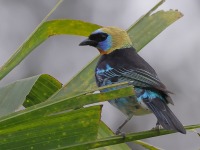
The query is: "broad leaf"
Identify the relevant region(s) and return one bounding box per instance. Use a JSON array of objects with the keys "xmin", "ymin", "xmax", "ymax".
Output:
[
  {"xmin": 0, "ymin": 86, "xmax": 134, "ymax": 130},
  {"xmin": 0, "ymin": 74, "xmax": 61, "ymax": 117},
  {"xmin": 0, "ymin": 106, "xmax": 101, "ymax": 150},
  {"xmin": 24, "ymin": 74, "xmax": 62, "ymax": 107}
]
